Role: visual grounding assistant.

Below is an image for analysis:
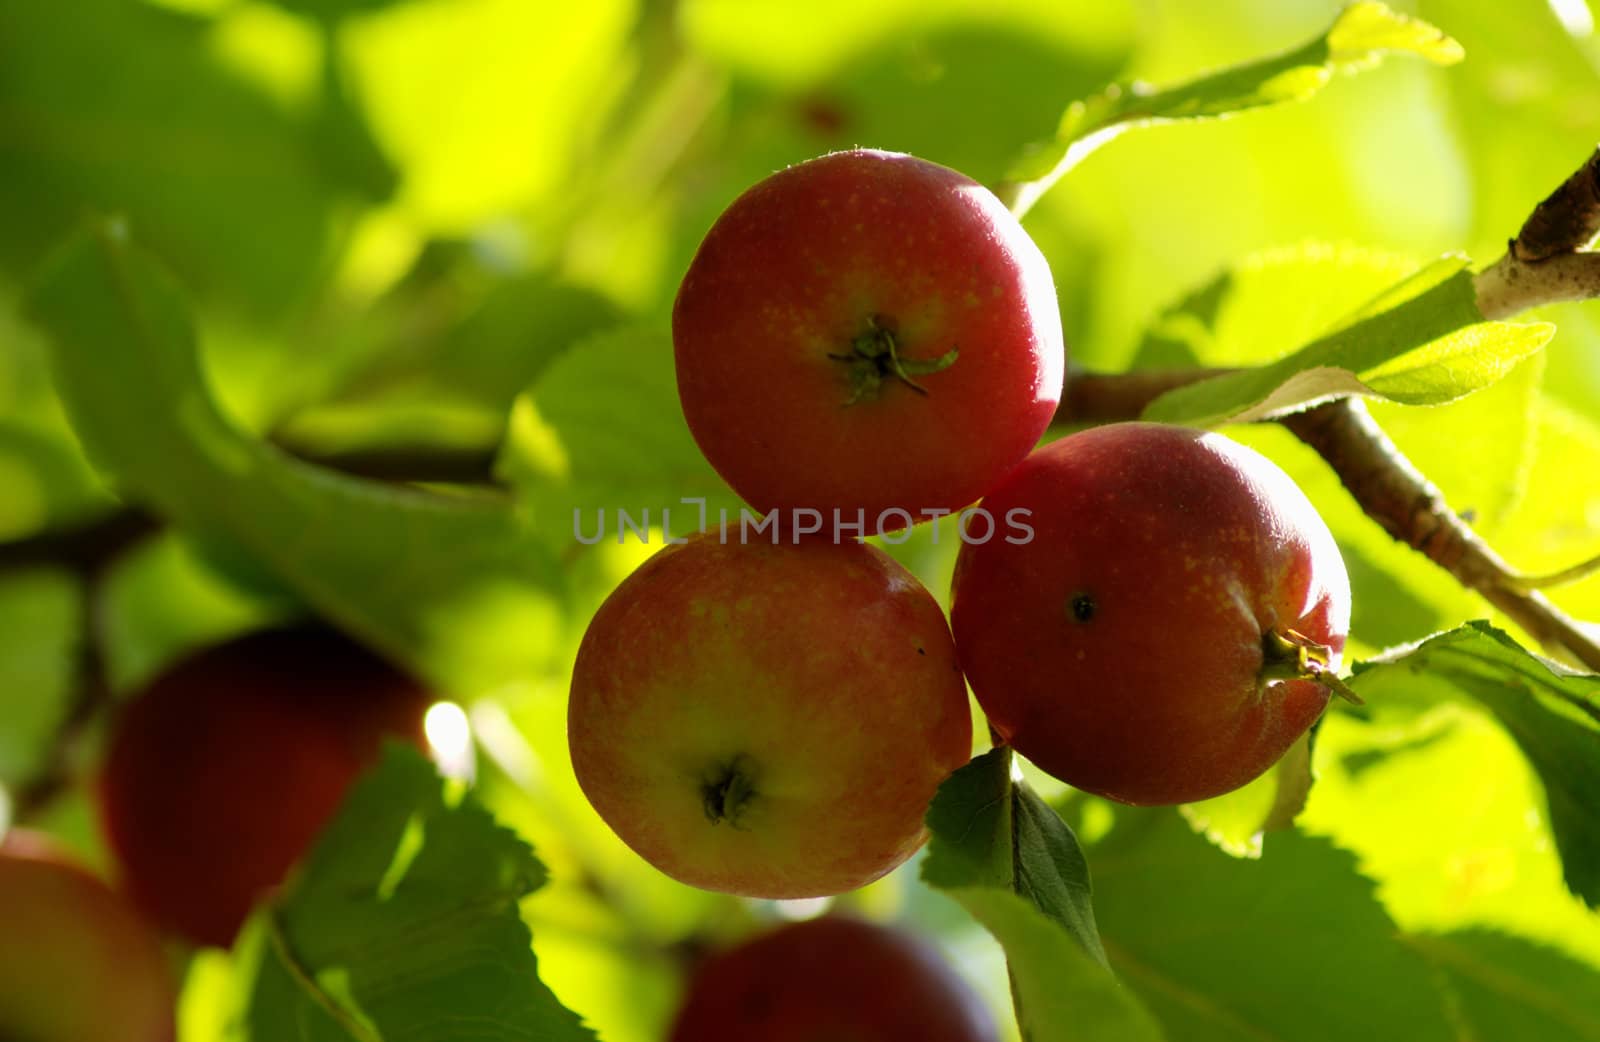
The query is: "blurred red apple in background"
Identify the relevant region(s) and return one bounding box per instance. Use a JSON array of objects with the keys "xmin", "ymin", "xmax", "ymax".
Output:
[
  {"xmin": 668, "ymin": 915, "xmax": 999, "ymax": 1042},
  {"xmin": 94, "ymin": 623, "xmax": 432, "ymax": 947},
  {"xmin": 0, "ymin": 827, "xmax": 175, "ymax": 1042}
]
